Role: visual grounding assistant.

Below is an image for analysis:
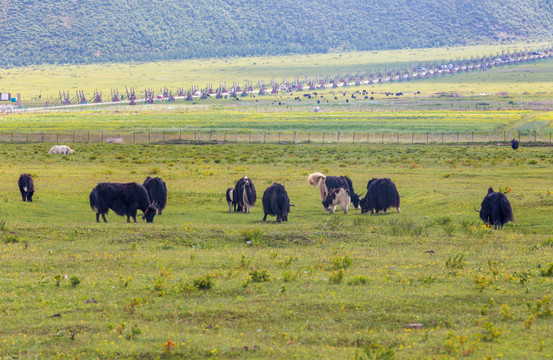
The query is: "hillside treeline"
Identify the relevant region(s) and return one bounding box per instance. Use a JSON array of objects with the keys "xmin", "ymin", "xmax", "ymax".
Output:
[{"xmin": 1, "ymin": 0, "xmax": 553, "ymax": 66}]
